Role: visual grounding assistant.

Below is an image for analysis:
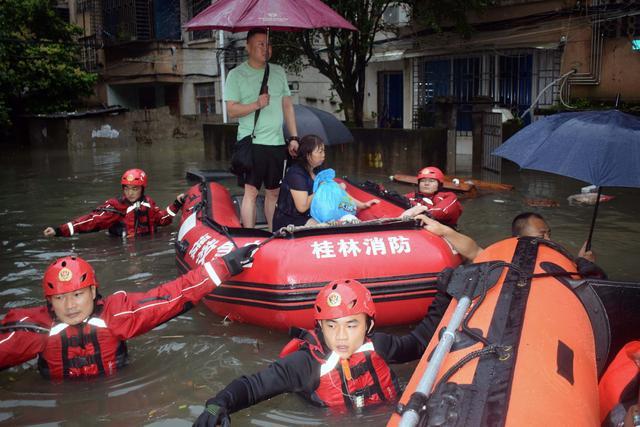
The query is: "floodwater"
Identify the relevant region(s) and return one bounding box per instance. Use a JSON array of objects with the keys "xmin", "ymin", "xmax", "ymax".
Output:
[{"xmin": 0, "ymin": 136, "xmax": 638, "ymax": 426}]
